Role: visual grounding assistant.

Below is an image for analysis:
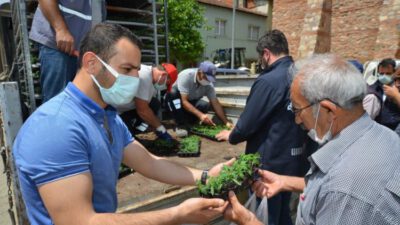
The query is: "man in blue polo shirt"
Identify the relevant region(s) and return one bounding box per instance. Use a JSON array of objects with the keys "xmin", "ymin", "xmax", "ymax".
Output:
[
  {"xmin": 13, "ymin": 23, "xmax": 228, "ymax": 225},
  {"xmin": 216, "ymin": 30, "xmax": 311, "ymax": 225}
]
